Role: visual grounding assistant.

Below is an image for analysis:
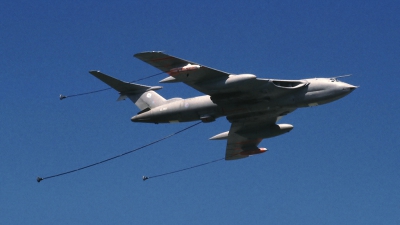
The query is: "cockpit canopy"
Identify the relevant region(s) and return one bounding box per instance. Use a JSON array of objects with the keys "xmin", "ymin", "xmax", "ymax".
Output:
[{"xmin": 271, "ymin": 80, "xmax": 307, "ymax": 89}]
